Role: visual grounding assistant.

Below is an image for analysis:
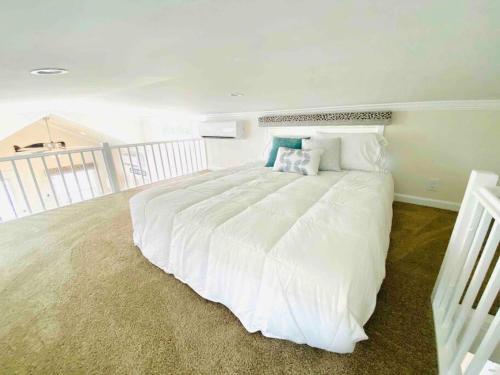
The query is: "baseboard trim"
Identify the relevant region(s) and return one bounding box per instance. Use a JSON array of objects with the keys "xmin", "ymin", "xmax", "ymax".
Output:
[{"xmin": 394, "ymin": 193, "xmax": 461, "ymax": 212}]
